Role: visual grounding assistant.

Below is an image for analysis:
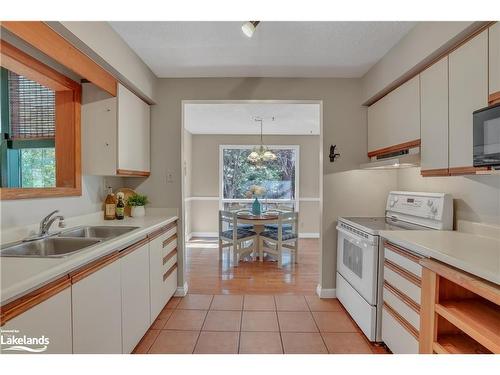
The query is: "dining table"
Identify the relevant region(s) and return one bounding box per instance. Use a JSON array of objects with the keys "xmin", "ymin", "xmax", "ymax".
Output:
[{"xmin": 236, "ymin": 212, "xmax": 279, "ymax": 258}]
